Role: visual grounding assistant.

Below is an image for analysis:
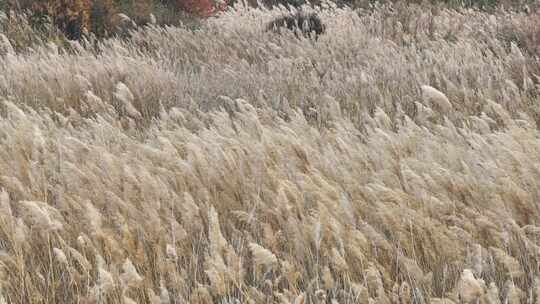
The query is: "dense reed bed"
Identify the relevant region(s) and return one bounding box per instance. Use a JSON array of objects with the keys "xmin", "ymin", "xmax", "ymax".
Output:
[{"xmin": 0, "ymin": 3, "xmax": 540, "ymax": 303}]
